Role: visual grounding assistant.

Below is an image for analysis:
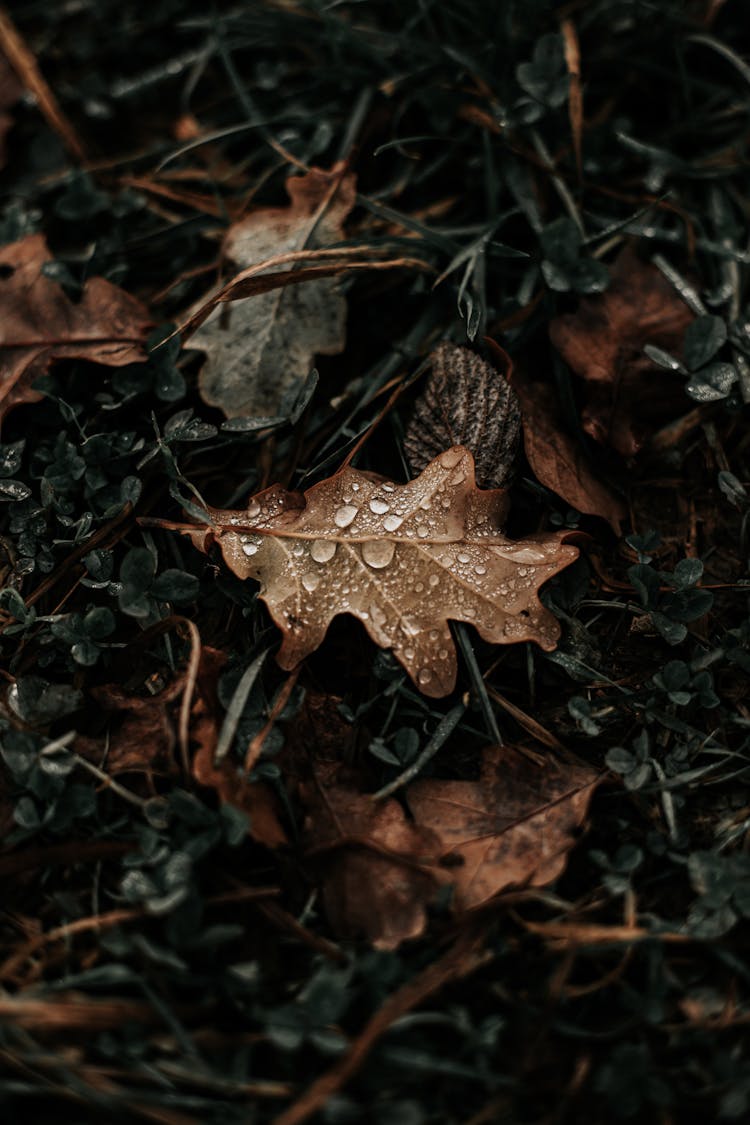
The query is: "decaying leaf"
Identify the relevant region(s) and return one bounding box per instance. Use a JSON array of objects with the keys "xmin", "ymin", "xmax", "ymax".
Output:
[
  {"xmin": 77, "ymin": 683, "xmax": 177, "ymax": 775},
  {"xmin": 511, "ymin": 372, "xmax": 626, "ymax": 534},
  {"xmin": 303, "ymin": 763, "xmax": 440, "ymax": 950},
  {"xmin": 405, "ymin": 343, "xmax": 521, "ymax": 489},
  {"xmin": 407, "ymin": 745, "xmax": 599, "ymax": 910},
  {"xmin": 549, "ymin": 246, "xmax": 695, "ymax": 456},
  {"xmin": 0, "ymin": 233, "xmax": 151, "ymax": 426},
  {"xmin": 301, "ymin": 747, "xmax": 599, "ymax": 947},
  {"xmin": 190, "ymin": 163, "xmax": 356, "ymax": 418},
  {"xmin": 186, "ymin": 446, "xmax": 579, "ymax": 697}
]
